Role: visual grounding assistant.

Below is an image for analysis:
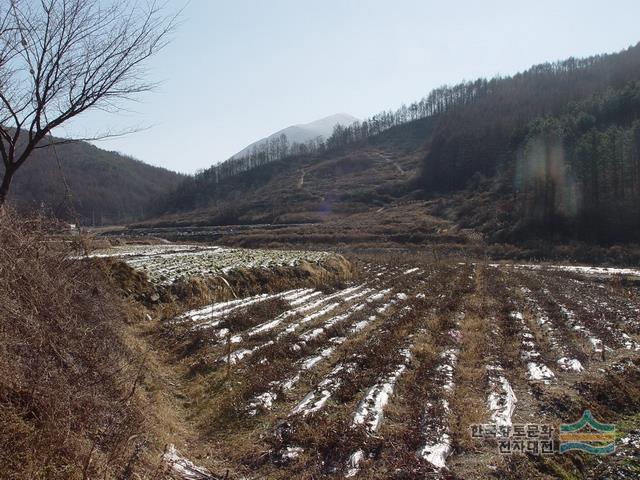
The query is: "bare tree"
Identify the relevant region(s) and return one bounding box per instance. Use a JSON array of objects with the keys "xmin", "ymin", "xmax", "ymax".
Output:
[{"xmin": 0, "ymin": 0, "xmax": 176, "ymax": 206}]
